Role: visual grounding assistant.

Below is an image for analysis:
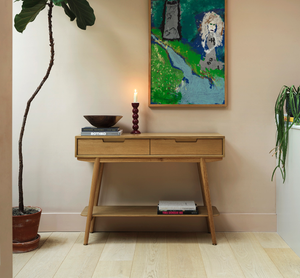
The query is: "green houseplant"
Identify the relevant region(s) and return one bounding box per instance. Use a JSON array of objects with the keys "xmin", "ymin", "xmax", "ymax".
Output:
[
  {"xmin": 271, "ymin": 85, "xmax": 300, "ymax": 183},
  {"xmin": 13, "ymin": 0, "xmax": 96, "ymax": 252}
]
